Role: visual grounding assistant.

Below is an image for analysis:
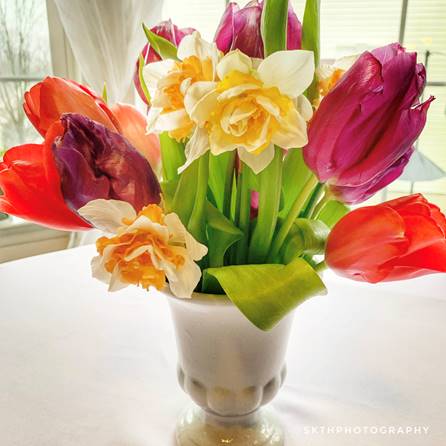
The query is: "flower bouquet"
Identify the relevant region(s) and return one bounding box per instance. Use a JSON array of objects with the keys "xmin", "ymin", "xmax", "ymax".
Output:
[{"xmin": 1, "ymin": 0, "xmax": 445, "ymax": 444}]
